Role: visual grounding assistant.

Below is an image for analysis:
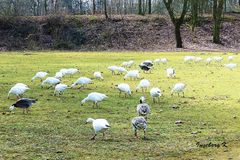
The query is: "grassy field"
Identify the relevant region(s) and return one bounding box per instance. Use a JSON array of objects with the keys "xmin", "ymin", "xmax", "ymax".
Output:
[{"xmin": 0, "ymin": 51, "xmax": 240, "ymax": 160}]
